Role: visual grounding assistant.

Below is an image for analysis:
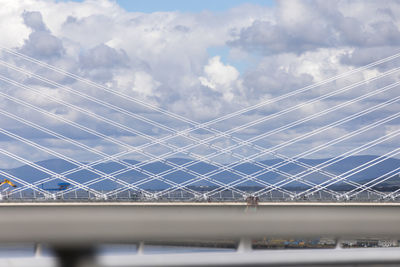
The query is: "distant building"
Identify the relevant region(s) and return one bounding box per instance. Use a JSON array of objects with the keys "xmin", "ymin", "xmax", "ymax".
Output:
[
  {"xmin": 318, "ymin": 237, "xmax": 336, "ymax": 246},
  {"xmin": 356, "ymin": 239, "xmax": 379, "ymax": 247},
  {"xmin": 378, "ymin": 239, "xmax": 398, "ymax": 247},
  {"xmin": 341, "ymin": 239, "xmax": 357, "ymax": 247}
]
